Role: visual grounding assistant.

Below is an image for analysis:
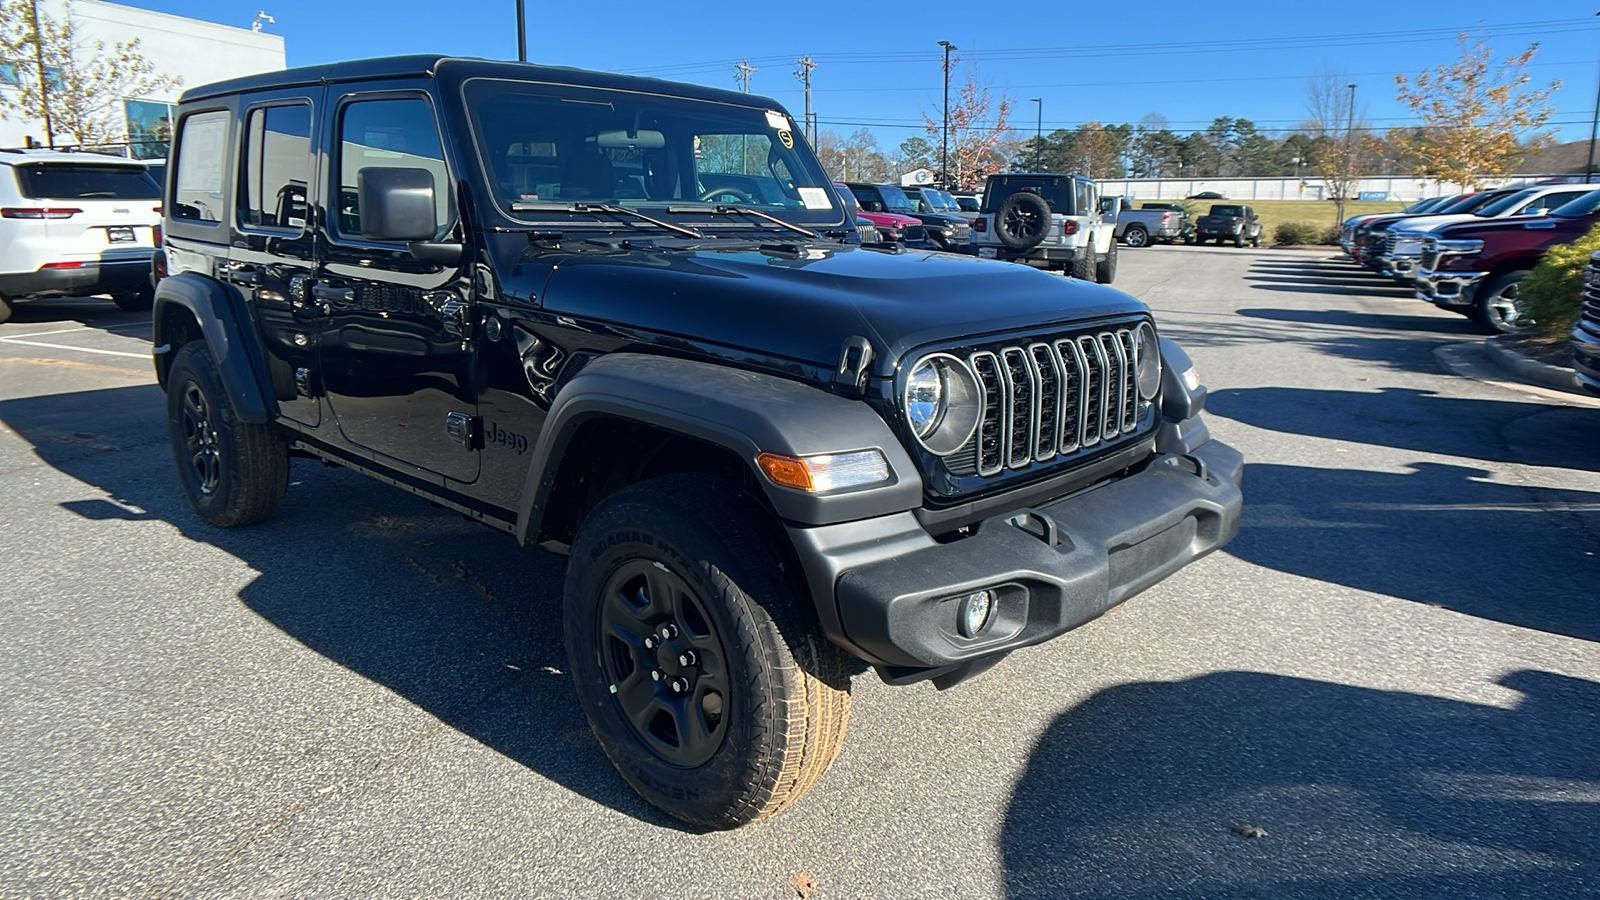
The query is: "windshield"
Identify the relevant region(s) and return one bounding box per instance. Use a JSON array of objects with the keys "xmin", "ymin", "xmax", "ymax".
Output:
[
  {"xmin": 874, "ymin": 184, "xmax": 913, "ymax": 212},
  {"xmin": 1474, "ymin": 189, "xmax": 1537, "ymax": 218},
  {"xmin": 14, "ymin": 163, "xmax": 160, "ymax": 200},
  {"xmin": 1210, "ymin": 205, "xmax": 1246, "ymax": 217},
  {"xmin": 1551, "ymin": 188, "xmax": 1600, "ymax": 219},
  {"xmin": 464, "ymin": 78, "xmax": 843, "ymax": 228},
  {"xmin": 833, "ymin": 183, "xmax": 863, "ymax": 215},
  {"xmin": 1404, "ymin": 196, "xmax": 1445, "ymax": 214}
]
